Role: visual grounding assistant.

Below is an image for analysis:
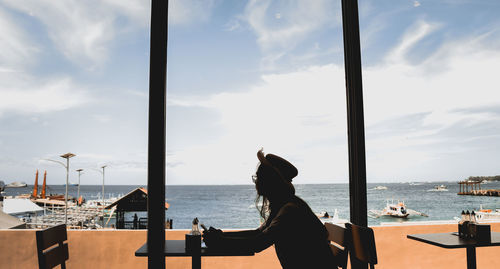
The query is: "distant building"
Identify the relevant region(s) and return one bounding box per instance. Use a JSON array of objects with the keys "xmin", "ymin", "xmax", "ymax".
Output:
[{"xmin": 105, "ymin": 187, "xmax": 170, "ymax": 229}]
